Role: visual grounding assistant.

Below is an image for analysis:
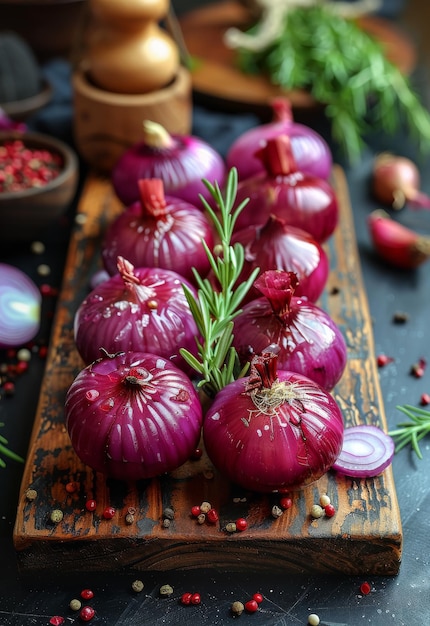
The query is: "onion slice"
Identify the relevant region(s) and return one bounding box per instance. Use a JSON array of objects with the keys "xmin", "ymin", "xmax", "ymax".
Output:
[{"xmin": 332, "ymin": 425, "xmax": 395, "ymax": 478}]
